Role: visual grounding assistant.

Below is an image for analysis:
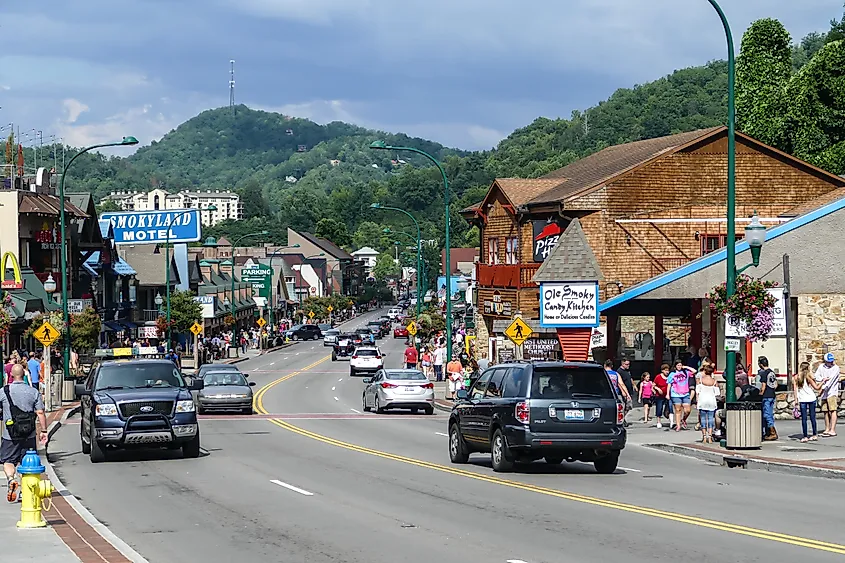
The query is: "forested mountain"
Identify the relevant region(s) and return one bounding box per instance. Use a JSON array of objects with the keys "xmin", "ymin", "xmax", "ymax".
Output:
[{"xmin": 11, "ymin": 4, "xmax": 843, "ymax": 268}]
